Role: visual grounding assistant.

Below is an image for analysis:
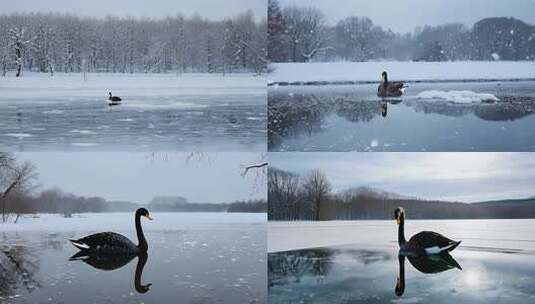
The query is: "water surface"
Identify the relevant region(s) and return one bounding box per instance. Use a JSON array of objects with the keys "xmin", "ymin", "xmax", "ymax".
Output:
[
  {"xmin": 268, "ymin": 81, "xmax": 535, "ymax": 151},
  {"xmin": 0, "ymin": 213, "xmax": 266, "ymax": 303},
  {"xmin": 268, "ymin": 219, "xmax": 535, "ymax": 303}
]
